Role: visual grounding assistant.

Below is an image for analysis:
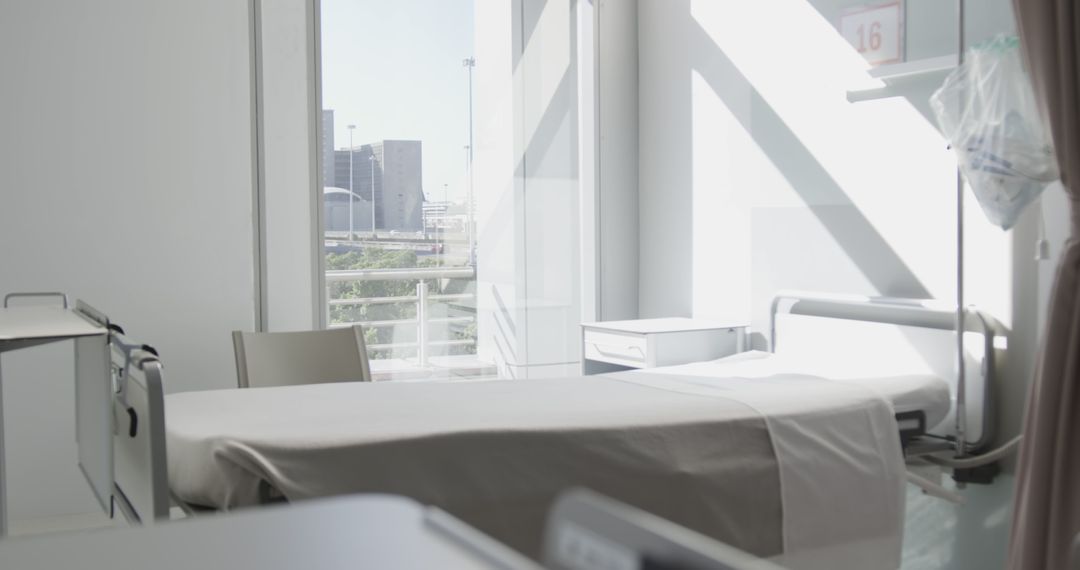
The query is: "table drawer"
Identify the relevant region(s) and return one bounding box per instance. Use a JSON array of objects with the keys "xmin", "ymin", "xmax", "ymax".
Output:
[{"xmin": 583, "ymin": 329, "xmax": 648, "ymax": 367}]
